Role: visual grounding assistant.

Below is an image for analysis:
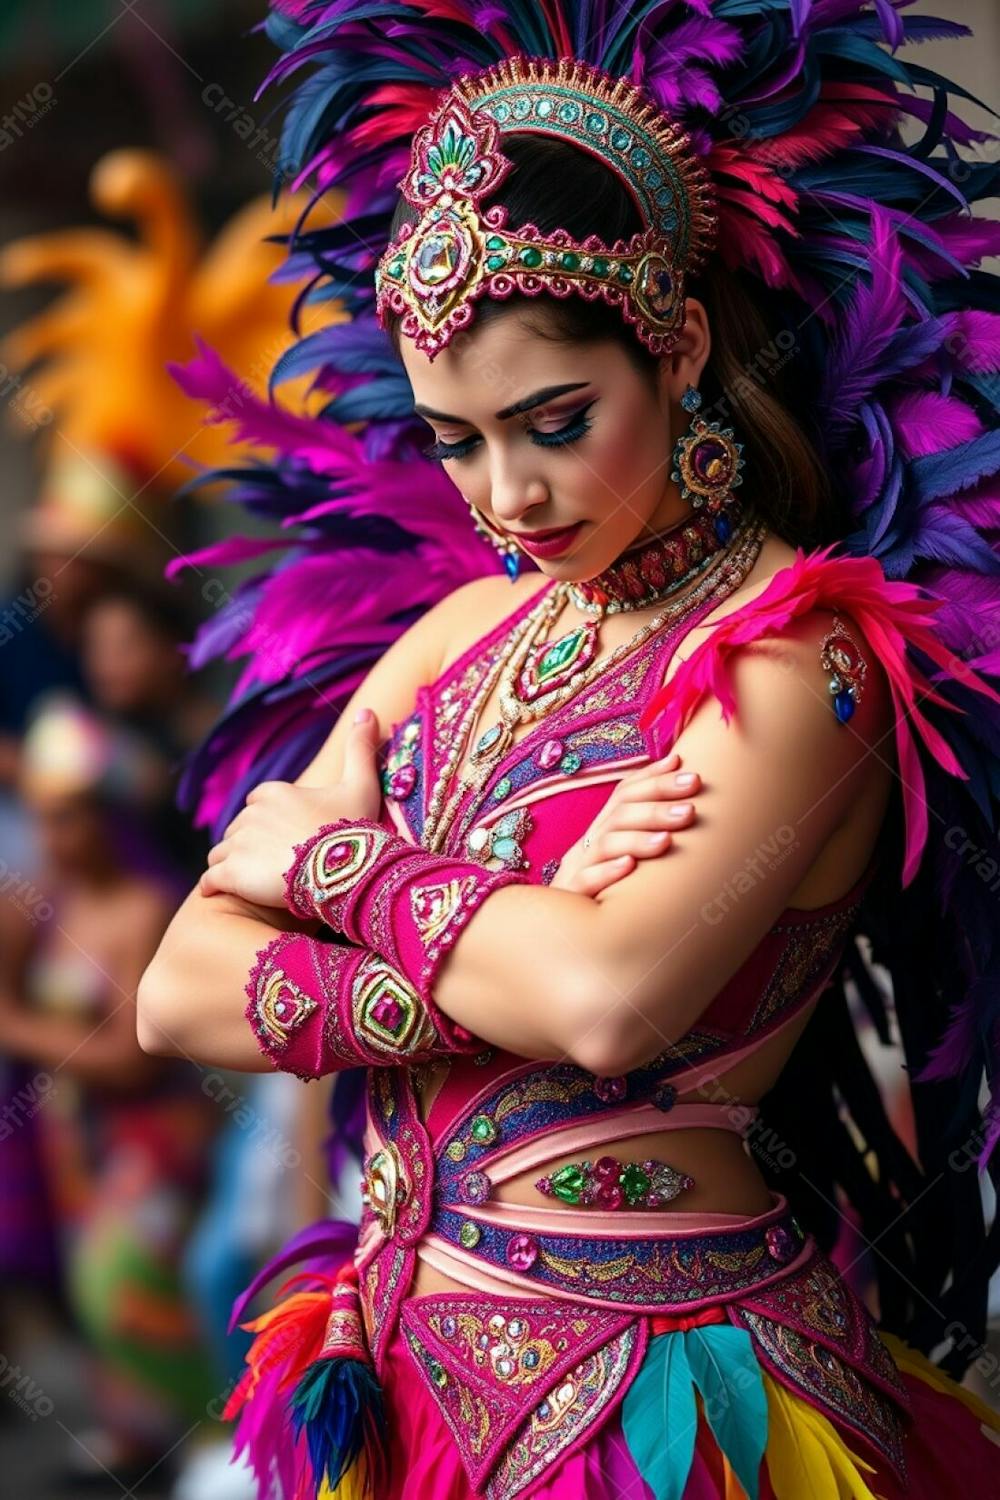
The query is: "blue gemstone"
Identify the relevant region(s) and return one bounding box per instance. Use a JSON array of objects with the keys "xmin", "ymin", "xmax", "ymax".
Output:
[
  {"xmin": 653, "ymin": 1083, "xmax": 677, "ymax": 1112},
  {"xmin": 504, "ymin": 551, "xmax": 521, "ymax": 581},
  {"xmin": 834, "ymin": 689, "xmax": 855, "ymax": 723},
  {"xmin": 714, "ymin": 514, "xmax": 732, "ymax": 544}
]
